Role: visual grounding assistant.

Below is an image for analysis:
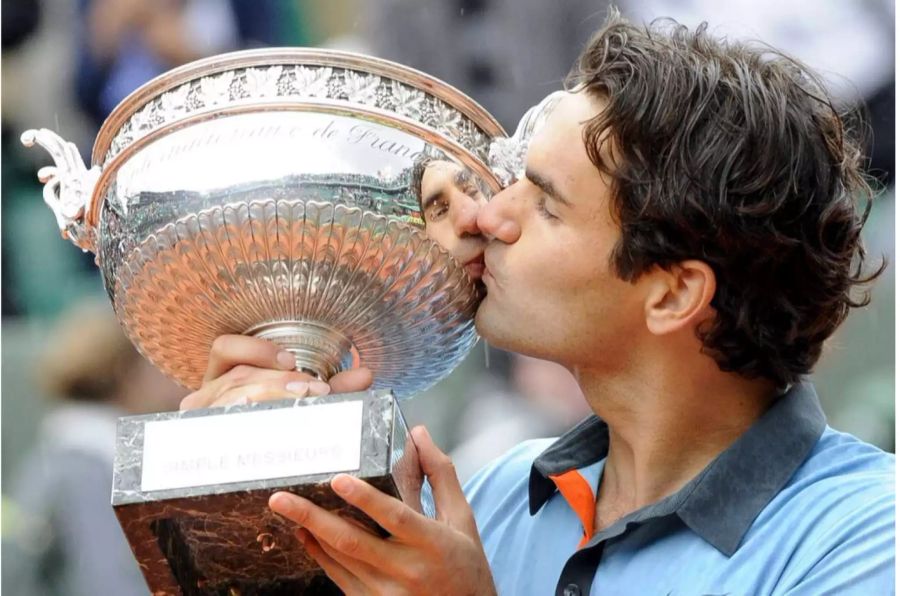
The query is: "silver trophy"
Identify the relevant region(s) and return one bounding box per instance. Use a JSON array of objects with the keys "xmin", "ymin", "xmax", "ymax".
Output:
[{"xmin": 22, "ymin": 49, "xmax": 552, "ymax": 595}]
